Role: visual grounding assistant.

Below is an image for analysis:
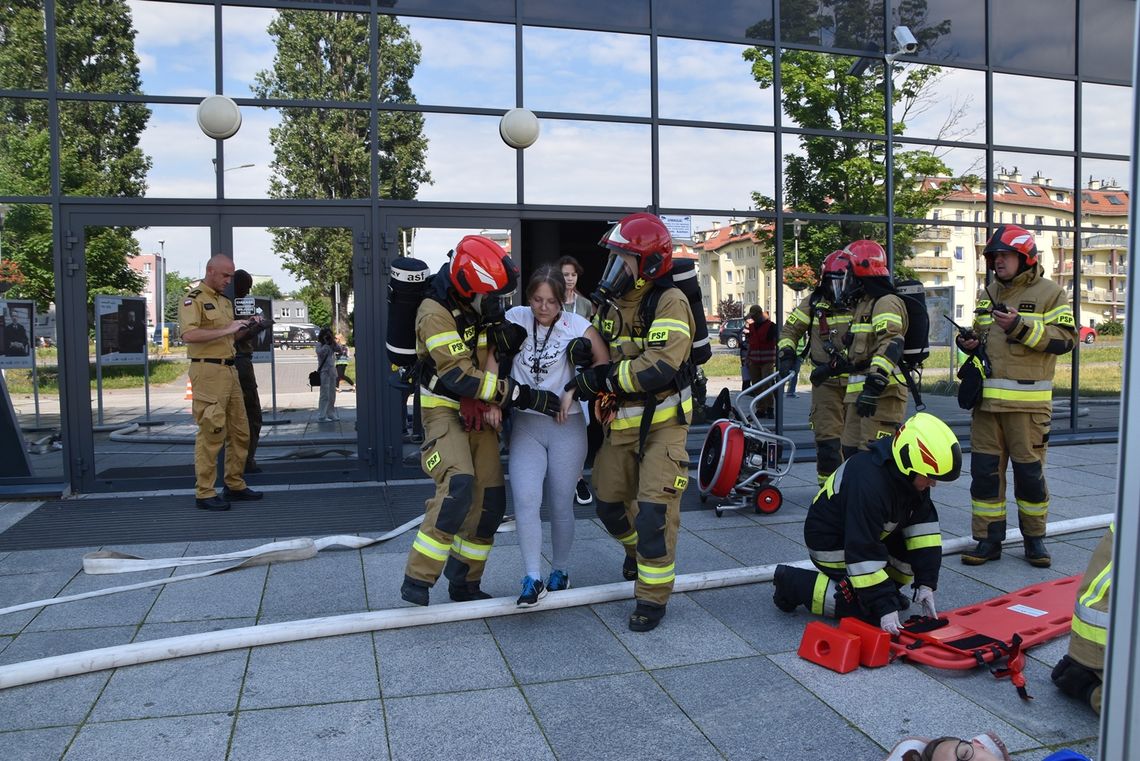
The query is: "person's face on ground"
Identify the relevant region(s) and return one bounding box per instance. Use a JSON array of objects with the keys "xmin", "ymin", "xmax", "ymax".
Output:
[{"xmin": 928, "ymin": 737, "xmax": 1003, "ymax": 761}]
